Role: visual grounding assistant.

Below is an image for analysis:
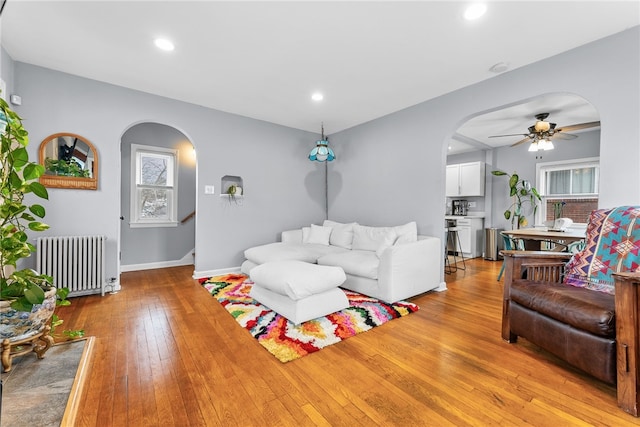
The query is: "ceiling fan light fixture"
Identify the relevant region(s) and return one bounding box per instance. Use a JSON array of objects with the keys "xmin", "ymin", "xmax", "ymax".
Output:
[
  {"xmin": 534, "ymin": 121, "xmax": 551, "ymax": 132},
  {"xmin": 528, "ymin": 141, "xmax": 539, "ymax": 152},
  {"xmin": 541, "ymin": 139, "xmax": 554, "ymax": 151}
]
